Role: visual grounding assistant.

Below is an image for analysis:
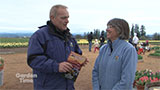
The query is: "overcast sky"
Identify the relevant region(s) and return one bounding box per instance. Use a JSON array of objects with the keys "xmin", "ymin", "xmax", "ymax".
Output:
[{"xmin": 0, "ymin": 0, "xmax": 160, "ymax": 35}]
